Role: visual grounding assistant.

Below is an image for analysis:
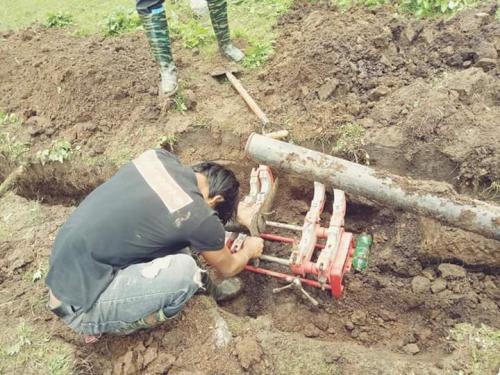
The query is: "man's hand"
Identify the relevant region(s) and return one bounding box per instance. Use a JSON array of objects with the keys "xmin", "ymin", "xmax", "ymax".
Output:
[{"xmin": 242, "ymin": 236, "xmax": 264, "ymax": 259}]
